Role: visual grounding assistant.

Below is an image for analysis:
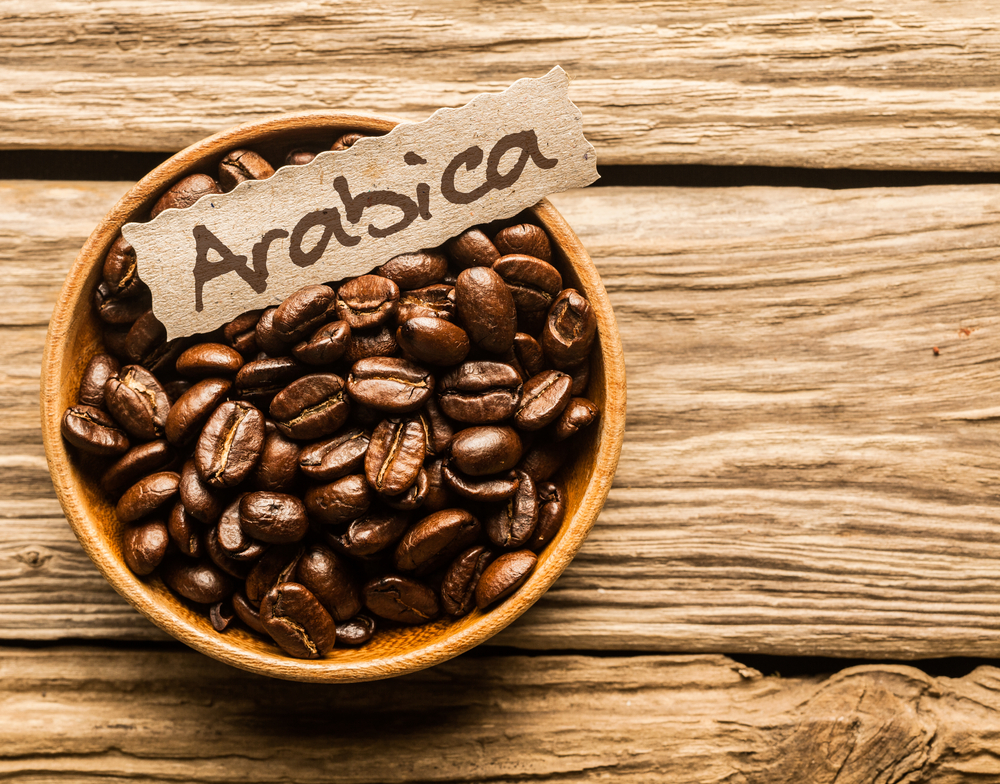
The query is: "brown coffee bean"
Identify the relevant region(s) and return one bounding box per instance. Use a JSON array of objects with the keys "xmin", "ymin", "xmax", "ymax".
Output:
[
  {"xmin": 419, "ymin": 396, "xmax": 454, "ymax": 456},
  {"xmin": 292, "ymin": 320, "xmax": 351, "ymax": 365},
  {"xmin": 206, "ymin": 520, "xmax": 264, "ymax": 579},
  {"xmin": 526, "ymin": 481, "xmax": 567, "ymax": 552},
  {"xmin": 223, "ymin": 310, "xmax": 262, "ymax": 357},
  {"xmin": 179, "ymin": 458, "xmax": 225, "ymax": 524},
  {"xmin": 343, "ymin": 325, "xmax": 398, "ymax": 364},
  {"xmin": 240, "ymin": 491, "xmax": 309, "ymax": 544},
  {"xmin": 442, "ymin": 462, "xmax": 519, "ymax": 502},
  {"xmin": 101, "ymin": 439, "xmax": 175, "ymax": 494},
  {"xmin": 299, "ymin": 427, "xmax": 370, "ymax": 482},
  {"xmin": 542, "ymin": 289, "xmax": 597, "ymax": 369},
  {"xmin": 475, "ymin": 550, "xmax": 537, "ymax": 610},
  {"xmin": 176, "ymin": 343, "xmax": 243, "ymax": 378},
  {"xmin": 168, "ymin": 501, "xmax": 202, "ymax": 558},
  {"xmin": 445, "ymin": 228, "xmax": 501, "ymax": 270},
  {"xmin": 347, "ymin": 357, "xmax": 434, "ymax": 413},
  {"xmin": 124, "ymin": 310, "xmax": 167, "ymax": 366},
  {"xmin": 115, "ymin": 471, "xmax": 180, "ymax": 524},
  {"xmin": 514, "ymin": 370, "xmax": 572, "ymax": 431},
  {"xmin": 210, "ymin": 600, "xmax": 235, "ymax": 632},
  {"xmin": 455, "ymin": 267, "xmax": 516, "ymax": 353},
  {"xmin": 568, "ymin": 358, "xmax": 590, "ymax": 396},
  {"xmin": 150, "ymin": 174, "xmax": 222, "ymax": 219},
  {"xmin": 79, "ymin": 353, "xmax": 120, "ymax": 408},
  {"xmin": 217, "ymin": 495, "xmax": 253, "ymax": 554},
  {"xmin": 103, "ymin": 234, "xmax": 142, "ymax": 298},
  {"xmin": 105, "ymin": 365, "xmax": 171, "ymax": 441},
  {"xmin": 285, "ymin": 148, "xmax": 320, "ymax": 166},
  {"xmin": 494, "ymin": 223, "xmax": 552, "ymax": 261},
  {"xmin": 393, "ymin": 508, "xmax": 480, "ymax": 574},
  {"xmin": 304, "ymin": 474, "xmax": 372, "ymax": 526},
  {"xmin": 450, "ymin": 426, "xmax": 522, "ymax": 477},
  {"xmin": 554, "ymin": 397, "xmax": 600, "ymax": 440},
  {"xmin": 437, "ymin": 360, "xmax": 521, "ymax": 424},
  {"xmin": 246, "ymin": 545, "xmax": 302, "ymax": 606},
  {"xmin": 255, "ymin": 307, "xmax": 291, "ymax": 356},
  {"xmin": 517, "ymin": 440, "xmax": 568, "ymax": 483},
  {"xmin": 94, "ymin": 281, "xmax": 151, "ymax": 326},
  {"xmin": 296, "ymin": 544, "xmax": 362, "ymax": 621},
  {"xmin": 363, "ymin": 575, "xmax": 440, "ymax": 625},
  {"xmin": 162, "ymin": 557, "xmax": 236, "ymax": 604},
  {"xmin": 485, "ymin": 470, "xmax": 538, "ymax": 550},
  {"xmin": 331, "ymin": 132, "xmax": 366, "ymax": 150},
  {"xmin": 335, "ymin": 614, "xmax": 376, "ymax": 646},
  {"xmin": 232, "ymin": 591, "xmax": 267, "ymax": 633},
  {"xmin": 260, "ymin": 582, "xmax": 337, "ymax": 659},
  {"xmin": 252, "ymin": 427, "xmax": 301, "ymax": 492},
  {"xmin": 422, "ymin": 458, "xmax": 455, "ymax": 512},
  {"xmin": 122, "ymin": 519, "xmax": 169, "ymax": 576},
  {"xmin": 326, "ymin": 510, "xmax": 409, "ymax": 558},
  {"xmin": 163, "ymin": 379, "xmax": 192, "ymax": 405},
  {"xmin": 218, "ymin": 148, "xmax": 275, "ymax": 191},
  {"xmin": 376, "ymin": 250, "xmax": 448, "ymax": 289},
  {"xmin": 384, "ymin": 468, "xmax": 429, "ymax": 511},
  {"xmin": 335, "ymin": 274, "xmax": 399, "ymax": 330},
  {"xmin": 194, "ymin": 401, "xmax": 265, "ymax": 488},
  {"xmin": 269, "ymin": 373, "xmax": 349, "ymax": 440},
  {"xmin": 102, "ymin": 325, "xmax": 130, "ymax": 360},
  {"xmin": 396, "ymin": 316, "xmax": 470, "ymax": 366},
  {"xmin": 506, "ymin": 333, "xmax": 545, "ymax": 381},
  {"xmin": 493, "ymin": 254, "xmax": 562, "ymax": 316},
  {"xmin": 61, "ymin": 404, "xmax": 130, "ymax": 455},
  {"xmin": 234, "ymin": 356, "xmax": 302, "ymax": 402},
  {"xmin": 273, "ymin": 284, "xmax": 336, "ymax": 341},
  {"xmin": 396, "ymin": 284, "xmax": 456, "ymax": 323},
  {"xmin": 165, "ymin": 377, "xmax": 232, "ymax": 446},
  {"xmin": 365, "ymin": 417, "xmax": 426, "ymax": 496},
  {"xmin": 441, "ymin": 545, "xmax": 494, "ymax": 616}
]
